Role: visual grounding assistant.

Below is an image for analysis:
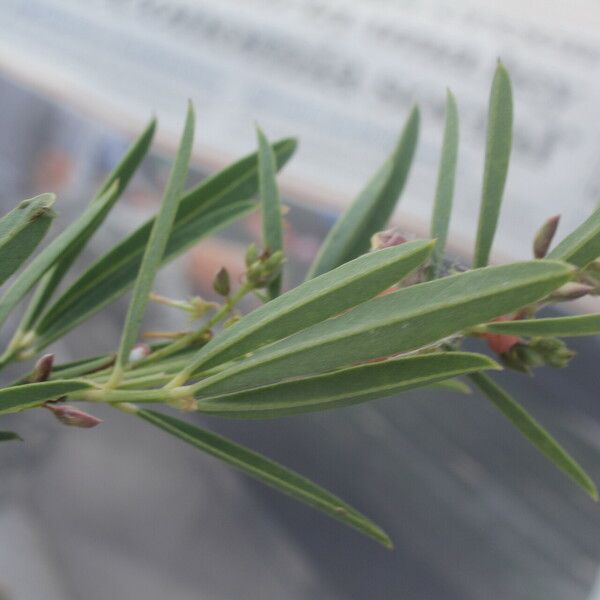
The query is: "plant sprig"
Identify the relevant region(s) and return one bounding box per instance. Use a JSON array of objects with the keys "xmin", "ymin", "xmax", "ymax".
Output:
[{"xmin": 1, "ymin": 65, "xmax": 599, "ymax": 549}]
